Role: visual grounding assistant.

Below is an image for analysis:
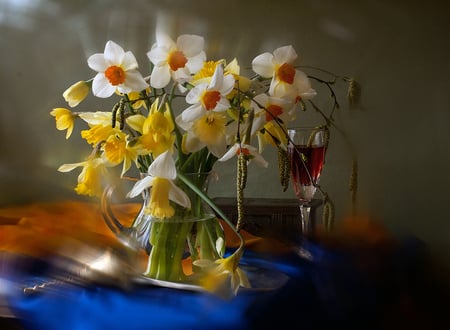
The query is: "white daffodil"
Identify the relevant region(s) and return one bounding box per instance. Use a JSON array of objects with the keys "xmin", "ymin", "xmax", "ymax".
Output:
[
  {"xmin": 251, "ymin": 45, "xmax": 316, "ymax": 101},
  {"xmin": 180, "ymin": 64, "xmax": 235, "ymax": 124},
  {"xmin": 127, "ymin": 151, "xmax": 191, "ymax": 219},
  {"xmin": 88, "ymin": 41, "xmax": 149, "ymax": 98},
  {"xmin": 251, "ymin": 93, "xmax": 295, "ymax": 135},
  {"xmin": 218, "ymin": 143, "xmax": 268, "ymax": 168},
  {"xmin": 147, "ymin": 32, "xmax": 206, "ymax": 88}
]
